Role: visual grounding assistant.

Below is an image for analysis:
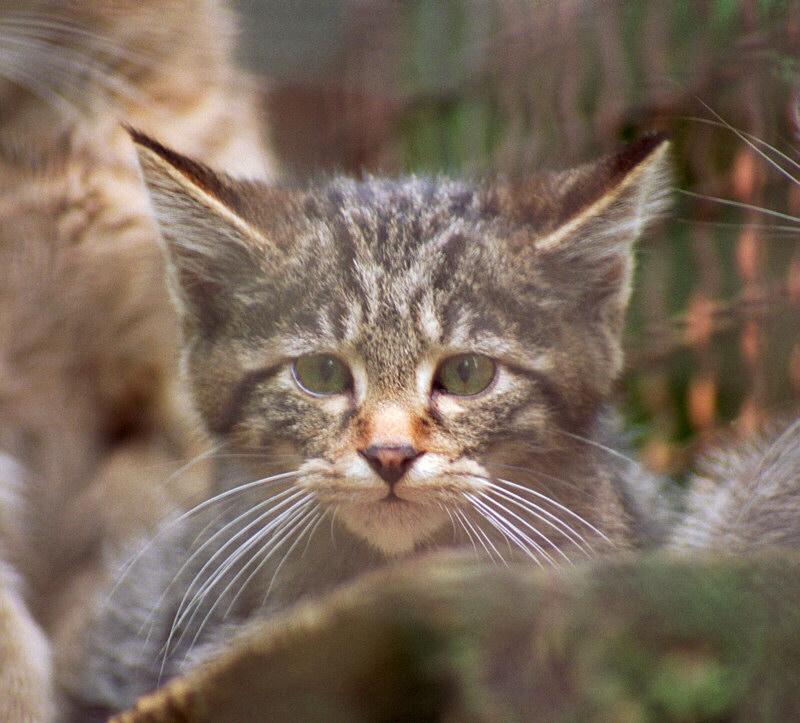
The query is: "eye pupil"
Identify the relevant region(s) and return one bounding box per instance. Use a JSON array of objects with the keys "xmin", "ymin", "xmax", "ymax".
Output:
[
  {"xmin": 320, "ymin": 358, "xmax": 335, "ymax": 382},
  {"xmin": 457, "ymin": 358, "xmax": 472, "ymax": 383}
]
